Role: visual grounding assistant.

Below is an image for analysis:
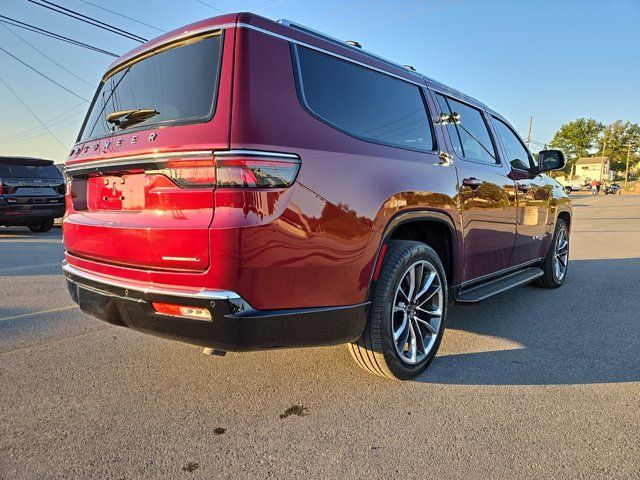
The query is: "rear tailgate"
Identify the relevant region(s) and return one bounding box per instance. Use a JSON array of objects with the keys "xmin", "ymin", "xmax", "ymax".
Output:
[
  {"xmin": 65, "ymin": 153, "xmax": 217, "ymax": 271},
  {"xmin": 64, "ymin": 22, "xmax": 236, "ymax": 272}
]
